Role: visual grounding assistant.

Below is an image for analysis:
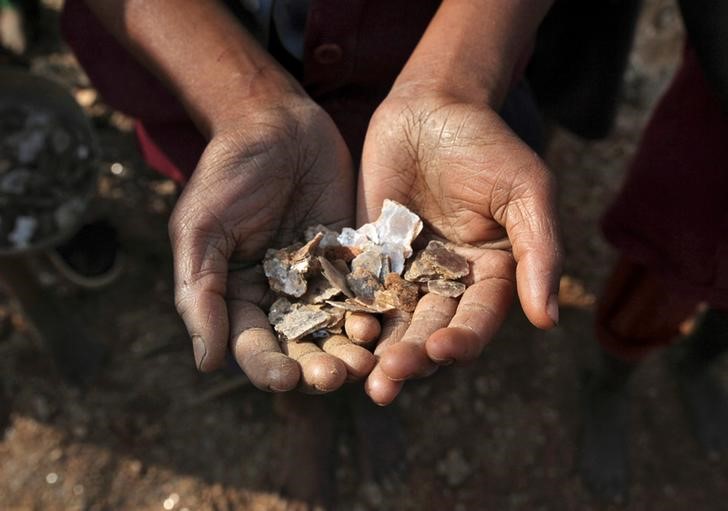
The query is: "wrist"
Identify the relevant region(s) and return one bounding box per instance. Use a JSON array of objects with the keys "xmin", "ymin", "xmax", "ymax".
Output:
[
  {"xmin": 388, "ymin": 75, "xmax": 500, "ymax": 108},
  {"xmin": 391, "ymin": 0, "xmax": 551, "ymax": 109},
  {"xmin": 203, "ymin": 67, "xmax": 308, "ymax": 137}
]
